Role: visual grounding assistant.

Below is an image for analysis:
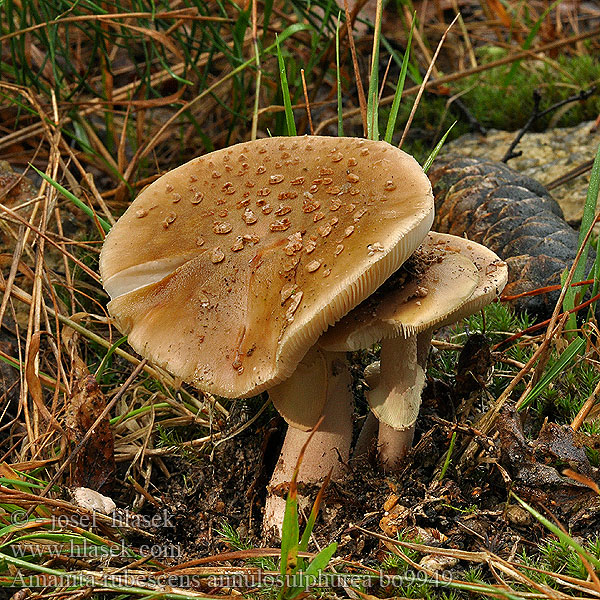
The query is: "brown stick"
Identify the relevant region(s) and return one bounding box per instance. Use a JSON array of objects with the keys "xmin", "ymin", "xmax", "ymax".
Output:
[{"xmin": 571, "ymin": 378, "xmax": 600, "ymax": 431}]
